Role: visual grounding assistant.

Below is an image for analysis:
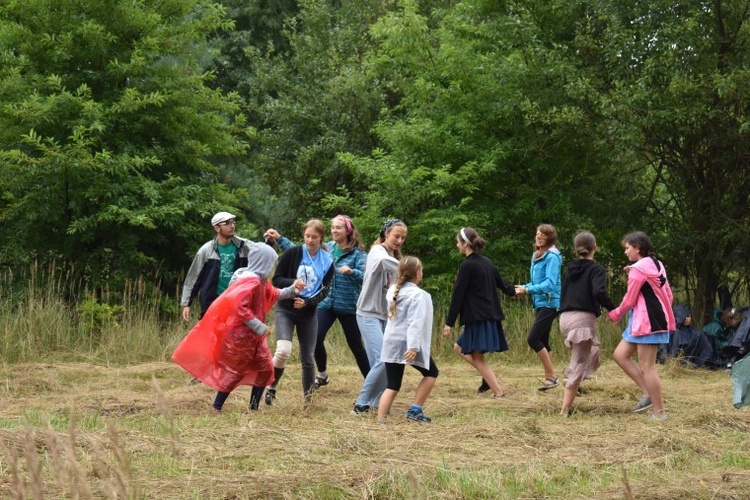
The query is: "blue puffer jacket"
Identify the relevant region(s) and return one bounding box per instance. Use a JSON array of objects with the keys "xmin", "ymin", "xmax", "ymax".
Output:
[
  {"xmin": 523, "ymin": 247, "xmax": 562, "ymax": 309},
  {"xmin": 276, "ymin": 236, "xmax": 366, "ymax": 315}
]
